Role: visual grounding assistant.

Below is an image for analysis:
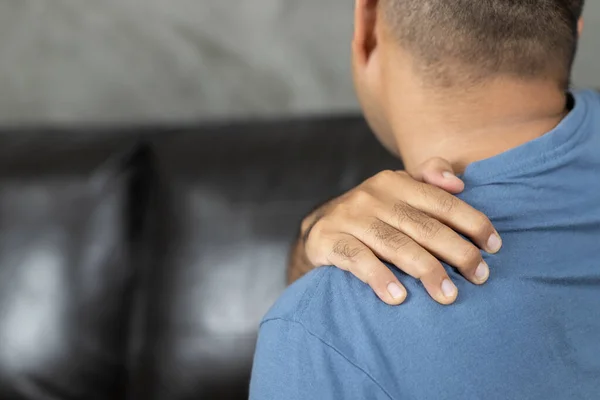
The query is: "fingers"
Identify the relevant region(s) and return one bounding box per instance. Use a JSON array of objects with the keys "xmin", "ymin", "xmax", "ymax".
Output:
[
  {"xmin": 337, "ymin": 218, "xmax": 459, "ymax": 305},
  {"xmin": 408, "ymin": 157, "xmax": 465, "ymax": 194},
  {"xmin": 316, "ymin": 234, "xmax": 408, "ymax": 306},
  {"xmin": 299, "ymin": 167, "xmax": 501, "ymax": 307},
  {"xmin": 374, "ymin": 203, "xmax": 490, "ymax": 285},
  {"xmin": 406, "ymin": 158, "xmax": 501, "ymax": 253},
  {"xmin": 394, "ymin": 179, "xmax": 502, "ymax": 254}
]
